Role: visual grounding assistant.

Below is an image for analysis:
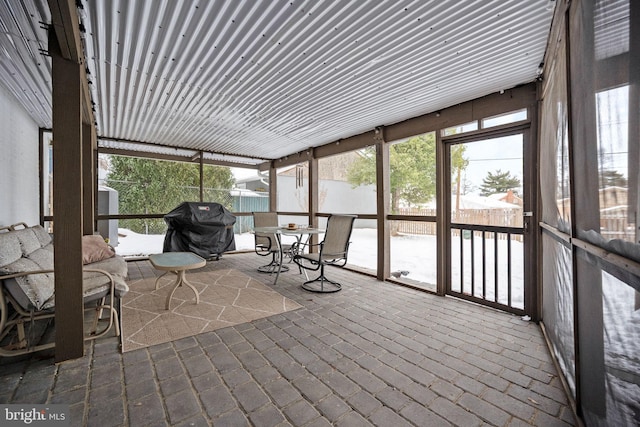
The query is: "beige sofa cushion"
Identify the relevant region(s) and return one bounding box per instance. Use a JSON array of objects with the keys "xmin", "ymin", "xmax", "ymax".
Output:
[
  {"xmin": 1, "ymin": 229, "xmax": 128, "ymax": 311},
  {"xmin": 0, "ymin": 233, "xmax": 22, "ymax": 267},
  {"xmin": 12, "ymin": 228, "xmax": 41, "ymax": 255},
  {"xmin": 82, "ymin": 235, "xmax": 115, "ymax": 264}
]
